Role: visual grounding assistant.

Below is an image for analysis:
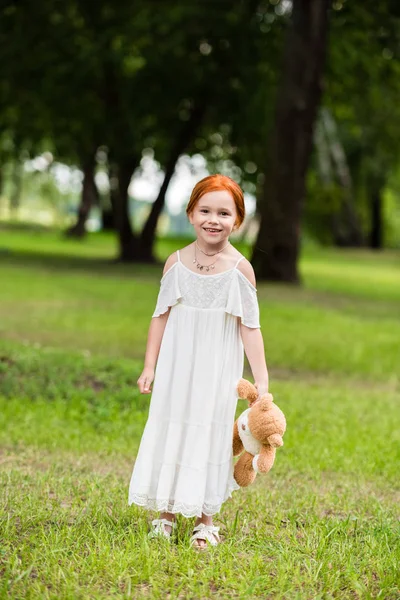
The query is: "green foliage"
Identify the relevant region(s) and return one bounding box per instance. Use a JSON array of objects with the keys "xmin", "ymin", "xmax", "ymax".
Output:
[
  {"xmin": 2, "ymin": 0, "xmax": 400, "ymax": 254},
  {"xmin": 304, "ymin": 174, "xmax": 344, "ymax": 244},
  {"xmin": 384, "ymin": 167, "xmax": 400, "ymax": 247},
  {"xmin": 323, "ymin": 1, "xmax": 400, "ymax": 244}
]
